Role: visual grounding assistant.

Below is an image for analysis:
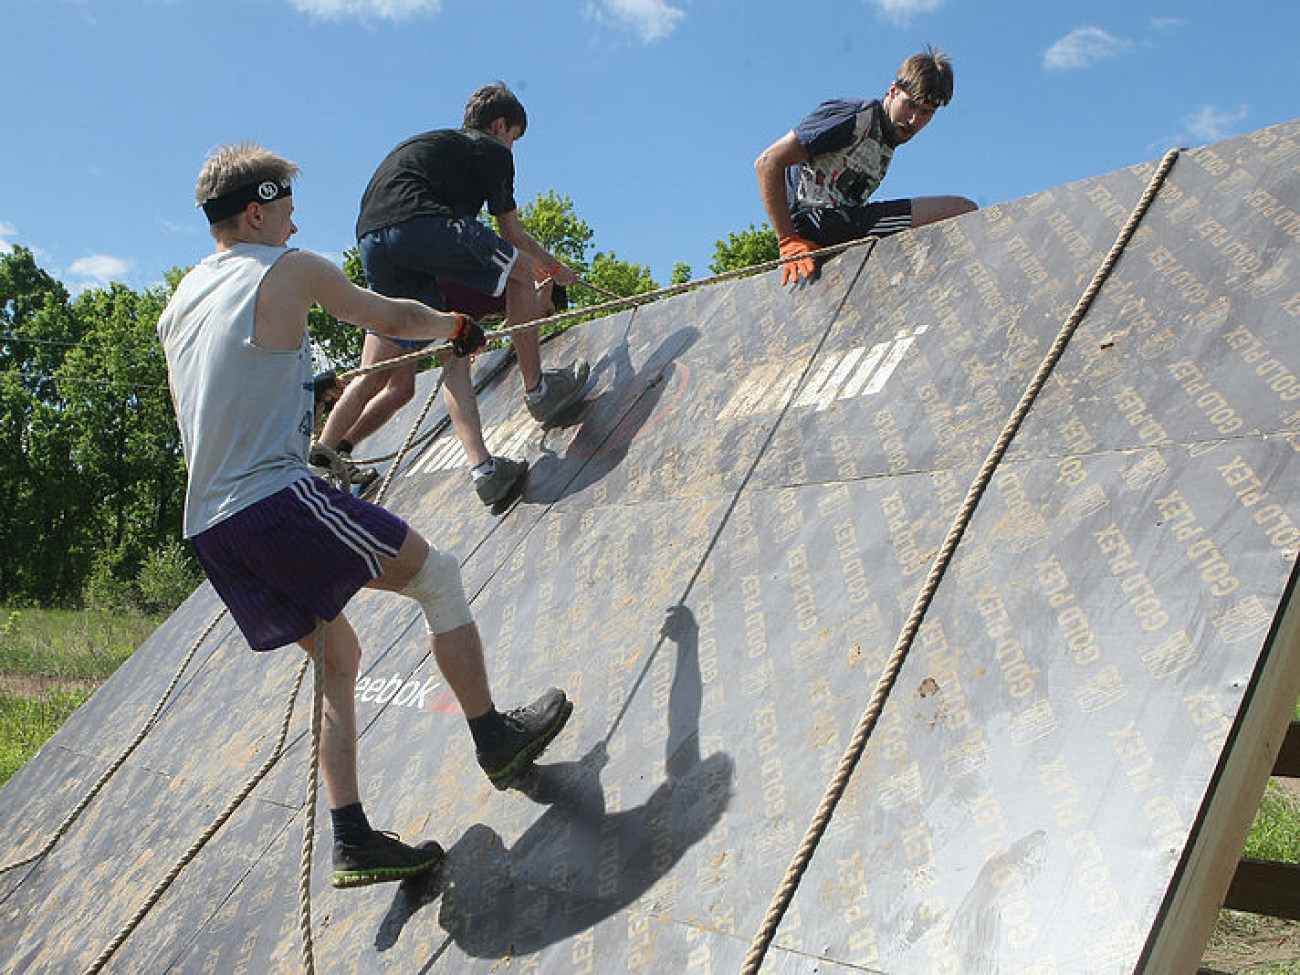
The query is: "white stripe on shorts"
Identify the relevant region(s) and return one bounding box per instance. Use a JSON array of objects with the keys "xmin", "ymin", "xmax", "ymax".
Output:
[{"xmin": 290, "ymin": 479, "xmax": 399, "ymax": 577}]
